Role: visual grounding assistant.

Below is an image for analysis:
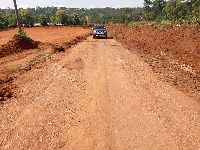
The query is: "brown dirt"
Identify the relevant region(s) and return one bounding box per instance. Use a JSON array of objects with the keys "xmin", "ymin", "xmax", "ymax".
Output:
[
  {"xmin": 108, "ymin": 24, "xmax": 200, "ymax": 100},
  {"xmin": 0, "ymin": 26, "xmax": 92, "ymax": 101},
  {"xmin": 0, "ymin": 26, "xmax": 199, "ymax": 149},
  {"xmin": 0, "ymin": 34, "xmax": 40, "ymax": 58}
]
